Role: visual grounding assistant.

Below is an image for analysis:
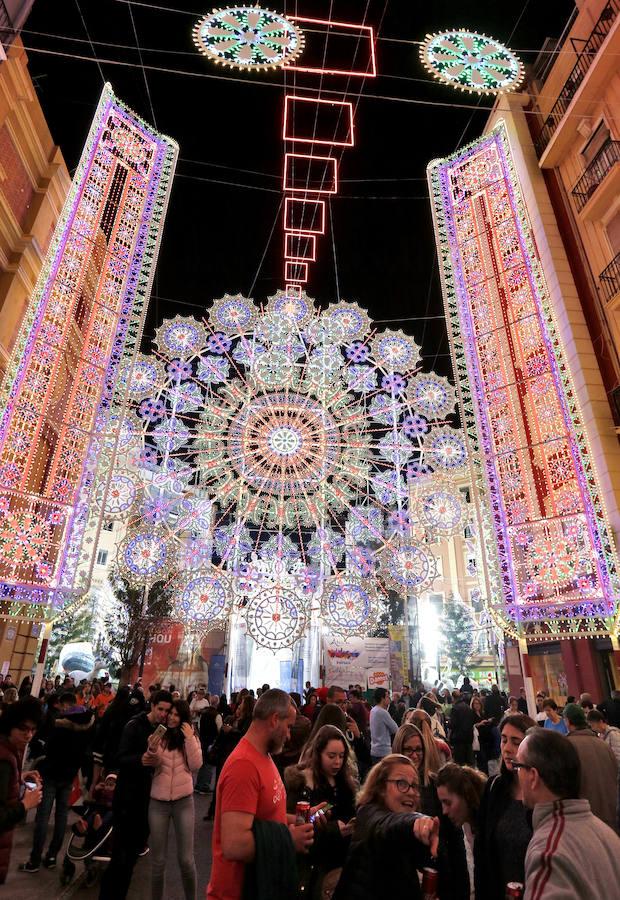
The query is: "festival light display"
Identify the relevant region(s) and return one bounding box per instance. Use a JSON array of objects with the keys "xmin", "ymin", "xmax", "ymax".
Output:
[
  {"xmin": 0, "ymin": 84, "xmax": 178, "ymax": 619},
  {"xmin": 119, "ymin": 289, "xmax": 466, "ymax": 649},
  {"xmin": 428, "ymin": 123, "xmax": 620, "ymax": 639},
  {"xmin": 192, "ymin": 6, "xmax": 304, "ymax": 71},
  {"xmin": 420, "ymin": 31, "xmax": 523, "ymax": 96}
]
